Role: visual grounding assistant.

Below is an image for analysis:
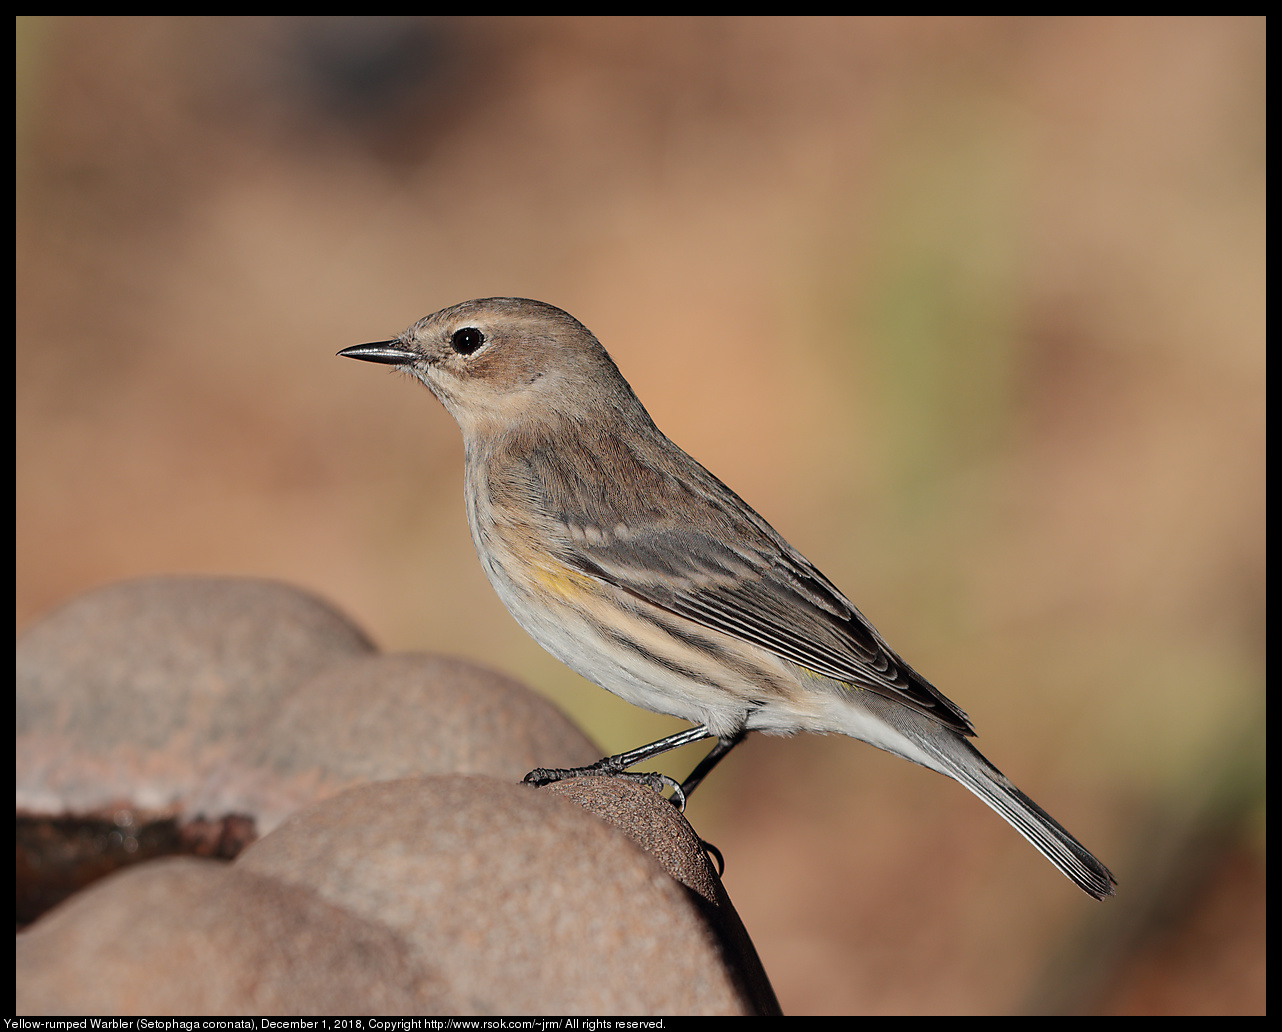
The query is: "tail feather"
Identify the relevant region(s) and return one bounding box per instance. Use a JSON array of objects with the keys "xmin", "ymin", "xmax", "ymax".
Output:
[
  {"xmin": 929, "ymin": 736, "xmax": 1117, "ymax": 900},
  {"xmin": 829, "ymin": 689, "xmax": 1117, "ymax": 898}
]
